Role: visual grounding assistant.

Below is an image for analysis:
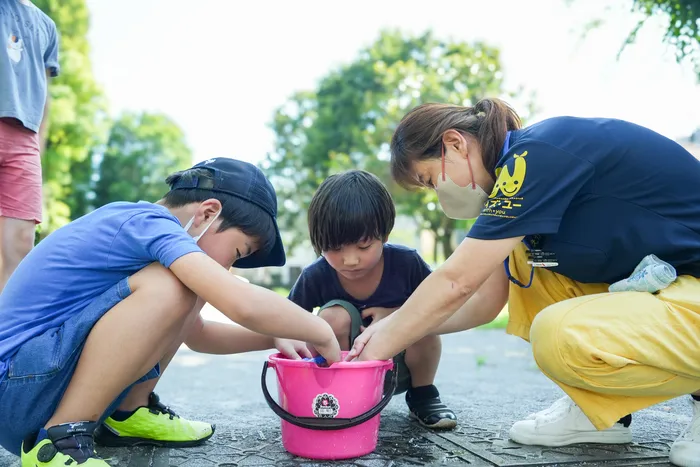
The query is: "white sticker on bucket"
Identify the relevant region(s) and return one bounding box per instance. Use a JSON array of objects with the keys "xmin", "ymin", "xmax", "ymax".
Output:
[{"xmin": 312, "ymin": 393, "xmax": 340, "ymax": 418}]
